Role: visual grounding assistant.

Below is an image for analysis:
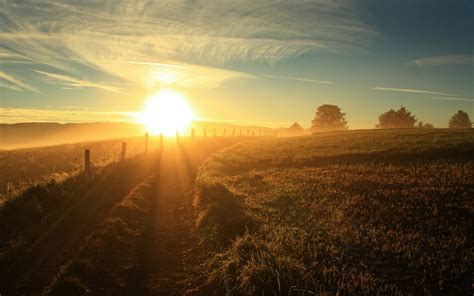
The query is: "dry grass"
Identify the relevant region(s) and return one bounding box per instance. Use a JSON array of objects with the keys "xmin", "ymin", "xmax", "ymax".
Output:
[
  {"xmin": 0, "ymin": 136, "xmax": 254, "ymax": 294},
  {"xmin": 0, "ymin": 153, "xmax": 160, "ymax": 294},
  {"xmin": 195, "ymin": 129, "xmax": 474, "ymax": 295},
  {"xmin": 0, "ymin": 137, "xmax": 148, "ymax": 203},
  {"xmin": 47, "ymin": 174, "xmax": 159, "ymax": 295}
]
